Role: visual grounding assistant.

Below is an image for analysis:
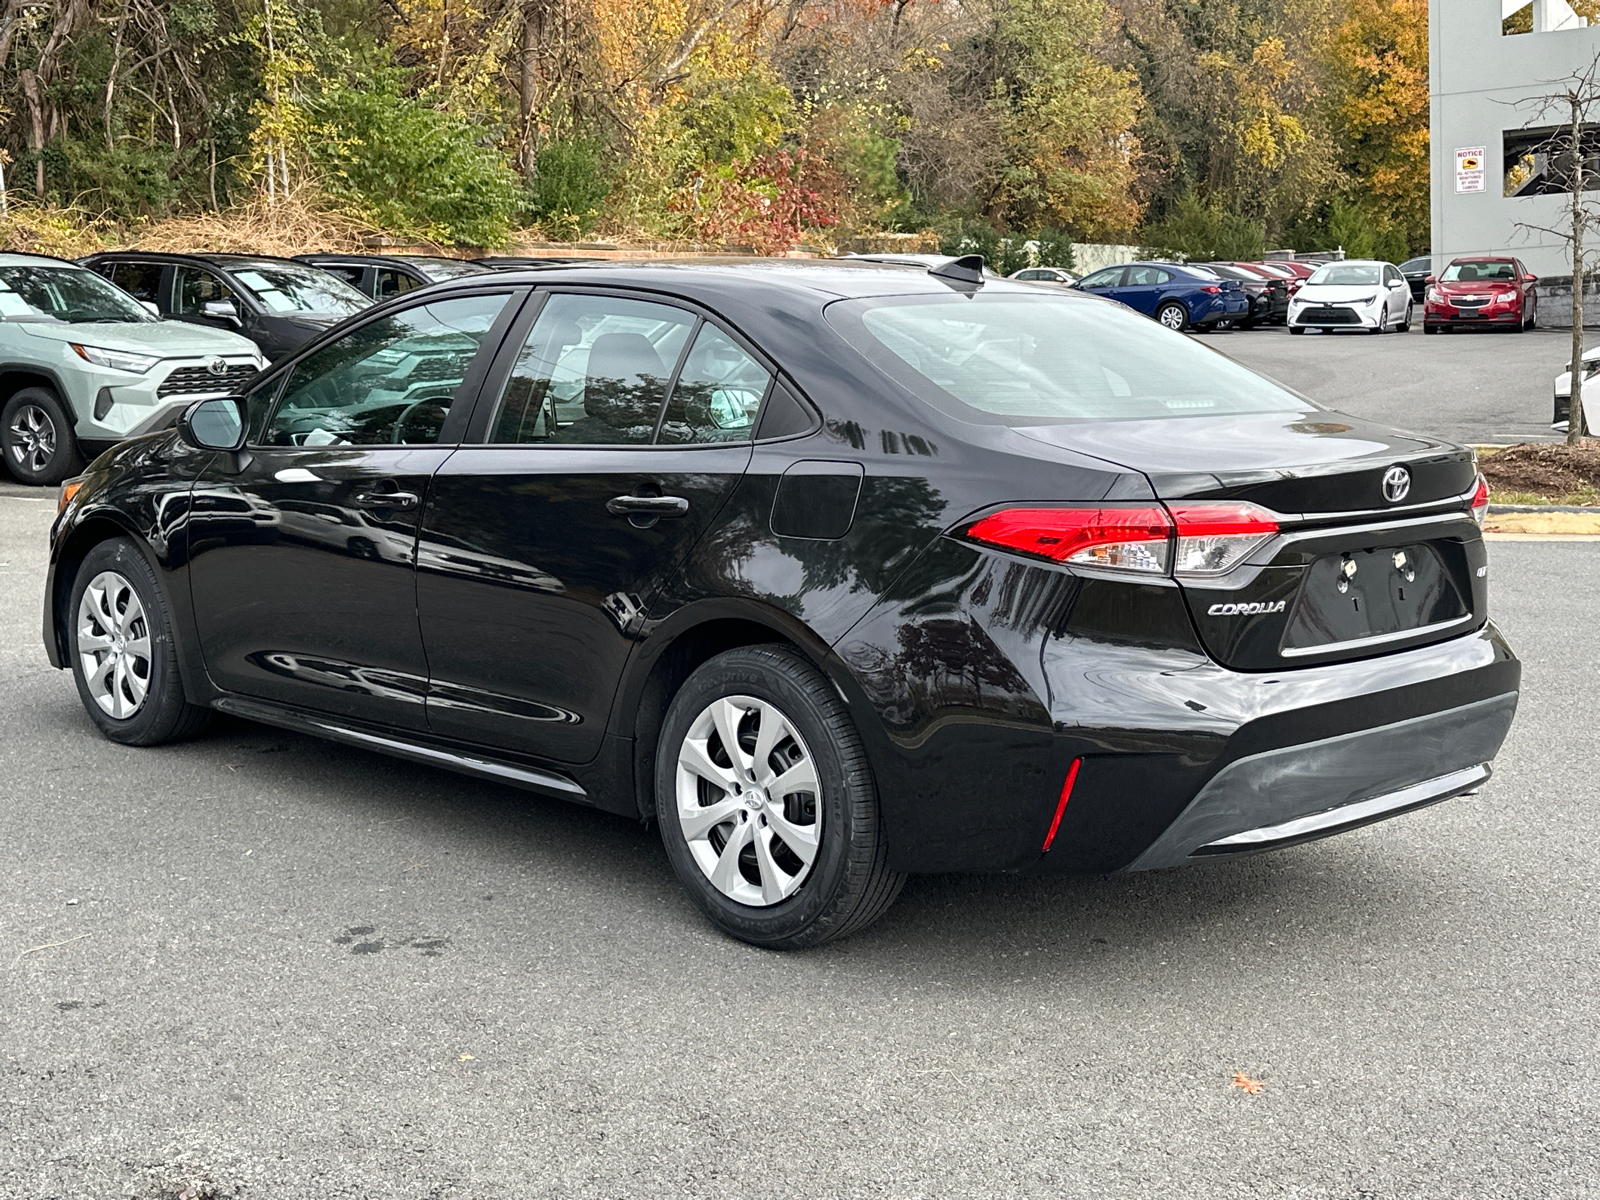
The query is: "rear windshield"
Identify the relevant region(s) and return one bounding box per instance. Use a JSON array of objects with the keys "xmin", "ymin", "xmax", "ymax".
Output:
[
  {"xmin": 410, "ymin": 258, "xmax": 492, "ymax": 282},
  {"xmin": 1440, "ymin": 260, "xmax": 1516, "ymax": 282},
  {"xmin": 829, "ymin": 293, "xmax": 1301, "ymax": 423}
]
